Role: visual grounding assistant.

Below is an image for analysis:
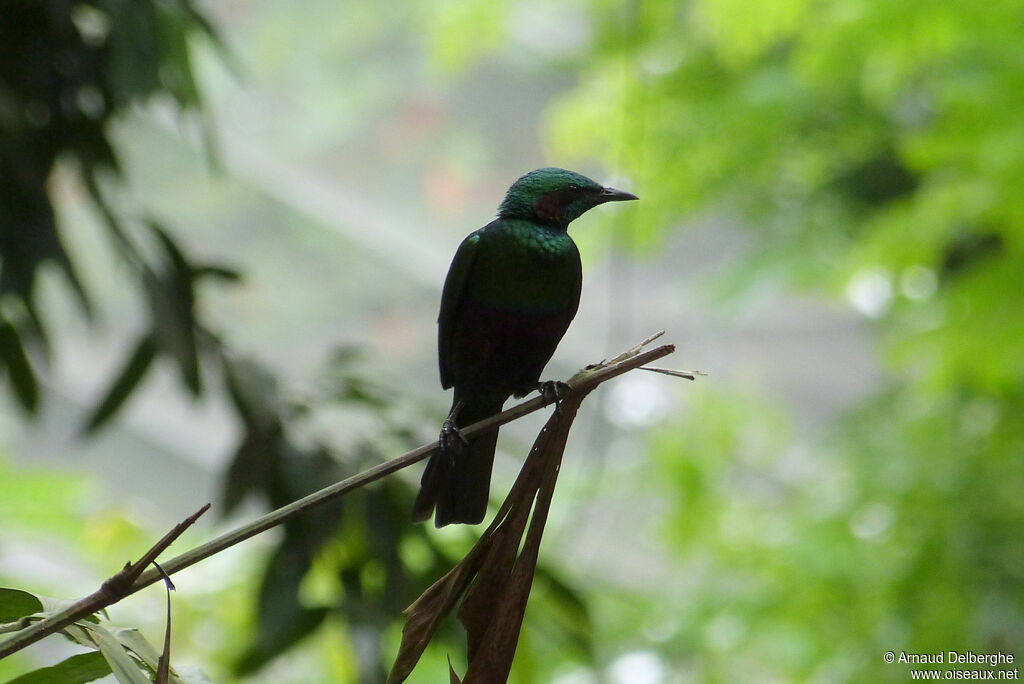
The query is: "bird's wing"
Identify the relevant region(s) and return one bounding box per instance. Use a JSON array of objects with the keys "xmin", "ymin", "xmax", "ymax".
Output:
[
  {"xmin": 564, "ymin": 241, "xmax": 583, "ymax": 327},
  {"xmin": 438, "ymin": 226, "xmax": 485, "ymax": 389}
]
